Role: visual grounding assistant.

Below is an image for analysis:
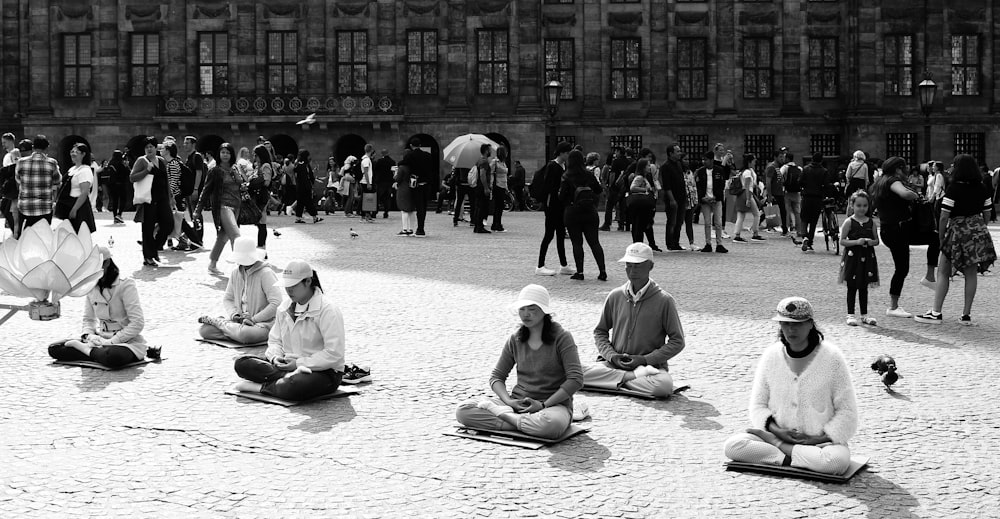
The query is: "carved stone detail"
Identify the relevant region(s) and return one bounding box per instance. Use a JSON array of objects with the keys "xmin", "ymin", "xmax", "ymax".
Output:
[
  {"xmin": 333, "ymin": 0, "xmax": 371, "ymax": 17},
  {"xmin": 675, "ymin": 11, "xmax": 707, "ymax": 26},
  {"xmin": 469, "ymin": 0, "xmax": 510, "ymax": 16},
  {"xmin": 738, "ymin": 10, "xmax": 778, "ymax": 26},
  {"xmin": 542, "ymin": 13, "xmax": 576, "ymax": 27},
  {"xmin": 55, "ymin": 4, "xmax": 93, "ymax": 21},
  {"xmin": 193, "ymin": 2, "xmax": 231, "ymax": 19},
  {"xmin": 125, "ymin": 5, "xmax": 162, "ymax": 22},
  {"xmin": 263, "ymin": 1, "xmax": 301, "ymax": 18},
  {"xmin": 404, "ymin": 0, "xmax": 440, "ymax": 16},
  {"xmin": 608, "ymin": 12, "xmax": 642, "ymax": 31}
]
